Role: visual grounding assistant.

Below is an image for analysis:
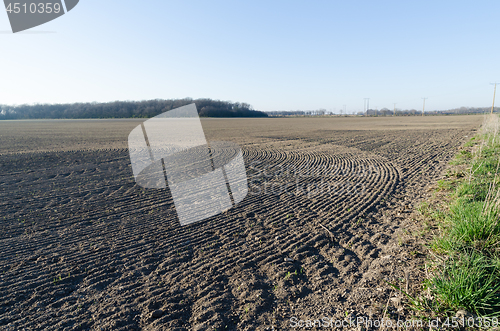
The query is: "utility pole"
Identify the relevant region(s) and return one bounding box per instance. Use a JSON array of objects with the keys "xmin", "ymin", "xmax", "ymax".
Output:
[
  {"xmin": 364, "ymin": 98, "xmax": 370, "ymax": 116},
  {"xmin": 491, "ymin": 83, "xmax": 498, "ymax": 114},
  {"xmin": 343, "ymin": 104, "xmax": 346, "ymax": 116},
  {"xmin": 393, "ymin": 103, "xmax": 397, "ymax": 116},
  {"xmin": 422, "ymin": 98, "xmax": 428, "ymax": 117}
]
